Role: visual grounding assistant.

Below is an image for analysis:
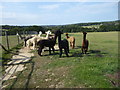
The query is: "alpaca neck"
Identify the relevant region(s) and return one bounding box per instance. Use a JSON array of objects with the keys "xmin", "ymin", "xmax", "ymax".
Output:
[
  {"xmin": 83, "ymin": 34, "xmax": 86, "ymax": 41},
  {"xmin": 45, "ymin": 33, "xmax": 49, "ymax": 39},
  {"xmin": 53, "ymin": 35, "xmax": 58, "ymax": 44},
  {"xmin": 54, "ymin": 35, "xmax": 57, "ymax": 41},
  {"xmin": 38, "ymin": 33, "xmax": 42, "ymax": 37},
  {"xmin": 58, "ymin": 35, "xmax": 61, "ymax": 44},
  {"xmin": 66, "ymin": 35, "xmax": 69, "ymax": 39}
]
